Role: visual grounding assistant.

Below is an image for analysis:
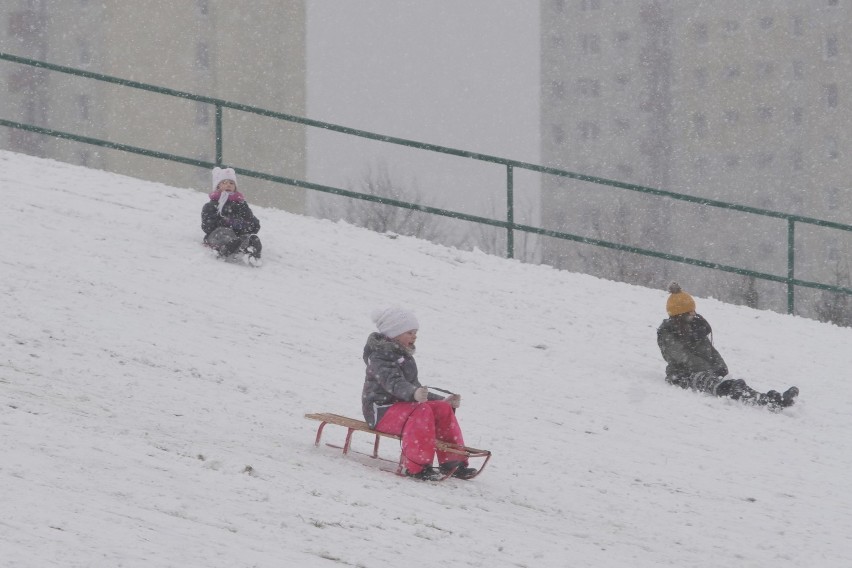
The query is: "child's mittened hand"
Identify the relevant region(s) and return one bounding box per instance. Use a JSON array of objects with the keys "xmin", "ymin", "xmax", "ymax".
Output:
[
  {"xmin": 413, "ymin": 387, "xmax": 429, "ymax": 402},
  {"xmin": 444, "ymin": 394, "xmax": 461, "ymax": 409}
]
